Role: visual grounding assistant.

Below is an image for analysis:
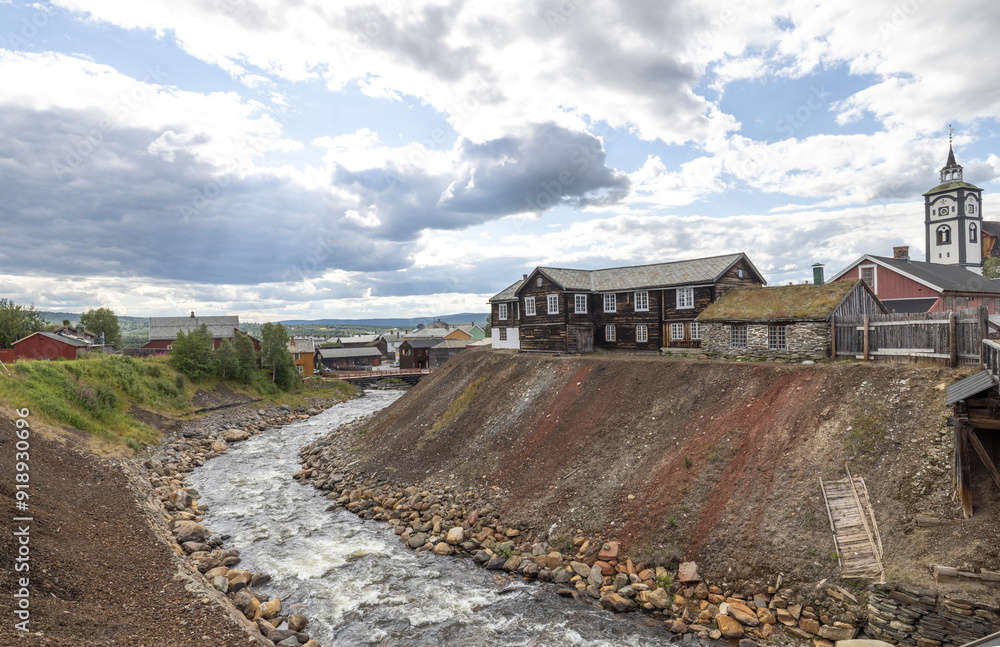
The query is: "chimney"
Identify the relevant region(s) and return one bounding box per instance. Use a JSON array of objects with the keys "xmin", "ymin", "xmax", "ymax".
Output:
[
  {"xmin": 893, "ymin": 246, "xmax": 909, "ymax": 261},
  {"xmin": 523, "ymin": 274, "xmax": 528, "ymax": 280},
  {"xmin": 190, "ymin": 311, "xmax": 195, "ymax": 318},
  {"xmin": 812, "ymin": 263, "xmax": 825, "ymax": 286}
]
